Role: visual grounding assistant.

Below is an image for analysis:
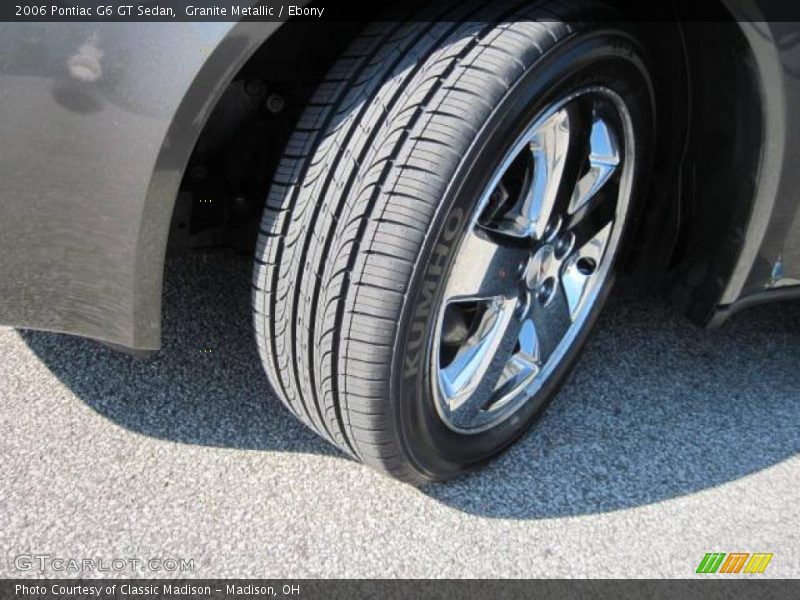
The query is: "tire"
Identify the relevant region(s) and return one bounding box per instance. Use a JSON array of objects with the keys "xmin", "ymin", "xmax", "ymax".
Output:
[{"xmin": 253, "ymin": 0, "xmax": 655, "ymax": 483}]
